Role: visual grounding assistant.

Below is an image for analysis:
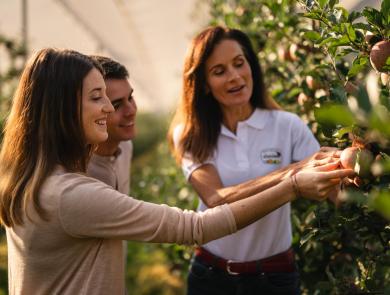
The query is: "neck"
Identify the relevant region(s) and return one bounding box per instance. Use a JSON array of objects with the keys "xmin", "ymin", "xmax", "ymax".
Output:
[
  {"xmin": 222, "ymin": 104, "xmax": 254, "ymax": 134},
  {"xmin": 95, "ymin": 141, "xmax": 120, "ymax": 157}
]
